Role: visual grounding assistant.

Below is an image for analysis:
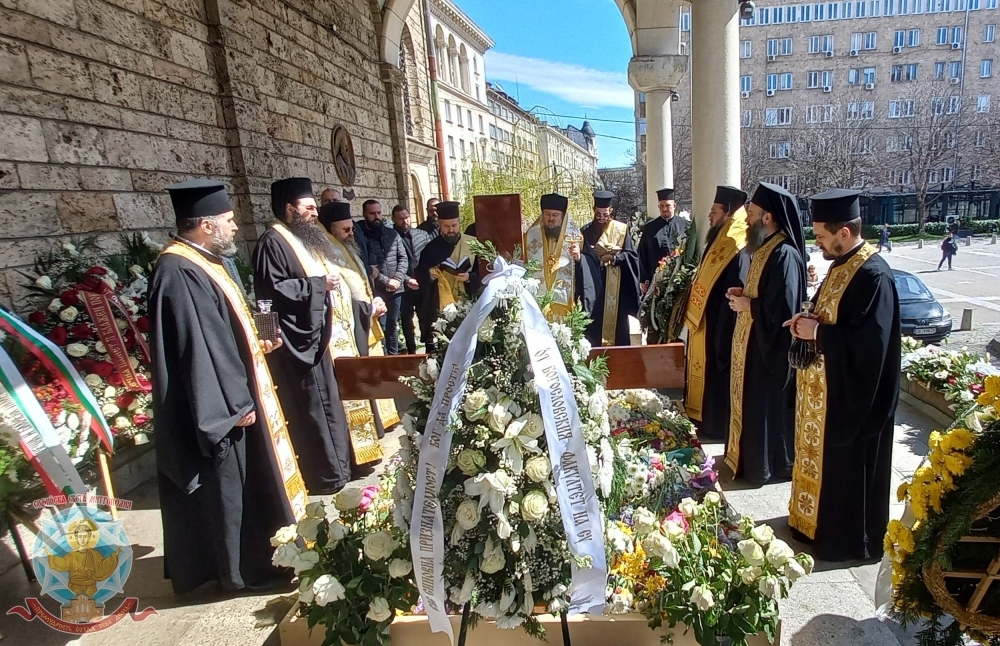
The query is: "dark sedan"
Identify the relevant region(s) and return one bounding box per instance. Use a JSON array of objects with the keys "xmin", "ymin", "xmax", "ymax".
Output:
[{"xmin": 893, "ymin": 270, "xmax": 952, "ymax": 344}]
